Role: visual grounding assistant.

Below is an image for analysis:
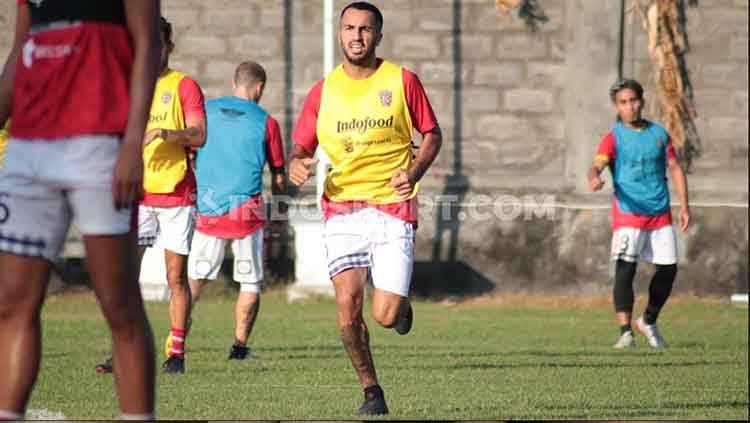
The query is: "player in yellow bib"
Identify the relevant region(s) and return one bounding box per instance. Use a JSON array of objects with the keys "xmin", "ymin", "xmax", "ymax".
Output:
[
  {"xmin": 96, "ymin": 16, "xmax": 206, "ymax": 376},
  {"xmin": 0, "ymin": 120, "xmax": 9, "ymax": 170},
  {"xmin": 290, "ymin": 2, "xmax": 442, "ymax": 416}
]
